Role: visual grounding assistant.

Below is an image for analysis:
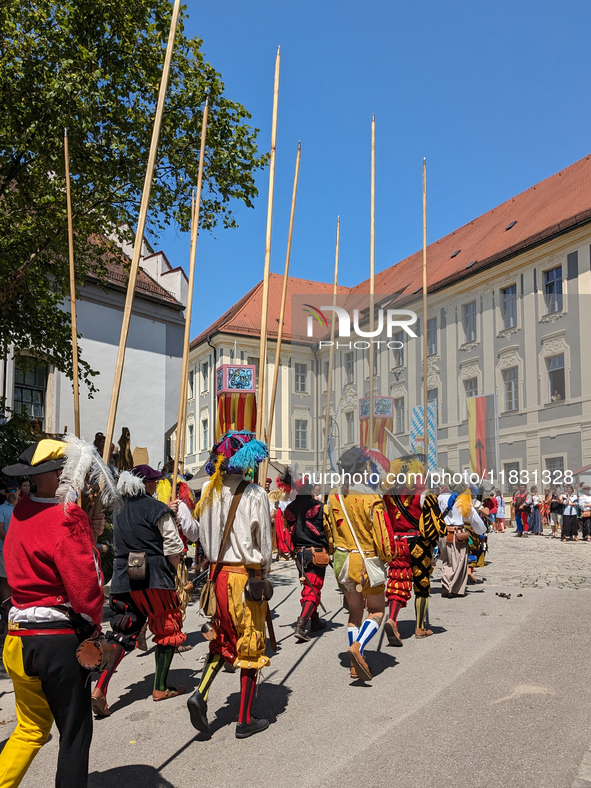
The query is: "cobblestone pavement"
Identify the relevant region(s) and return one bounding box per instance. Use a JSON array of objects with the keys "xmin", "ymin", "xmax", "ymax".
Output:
[{"xmin": 465, "ymin": 527, "xmax": 591, "ymax": 590}]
